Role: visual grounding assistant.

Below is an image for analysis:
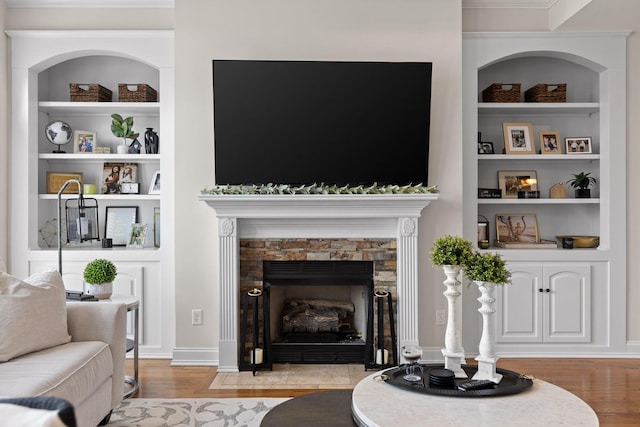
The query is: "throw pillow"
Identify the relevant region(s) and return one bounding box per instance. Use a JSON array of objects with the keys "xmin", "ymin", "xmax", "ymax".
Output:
[{"xmin": 0, "ymin": 270, "xmax": 71, "ymax": 362}]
